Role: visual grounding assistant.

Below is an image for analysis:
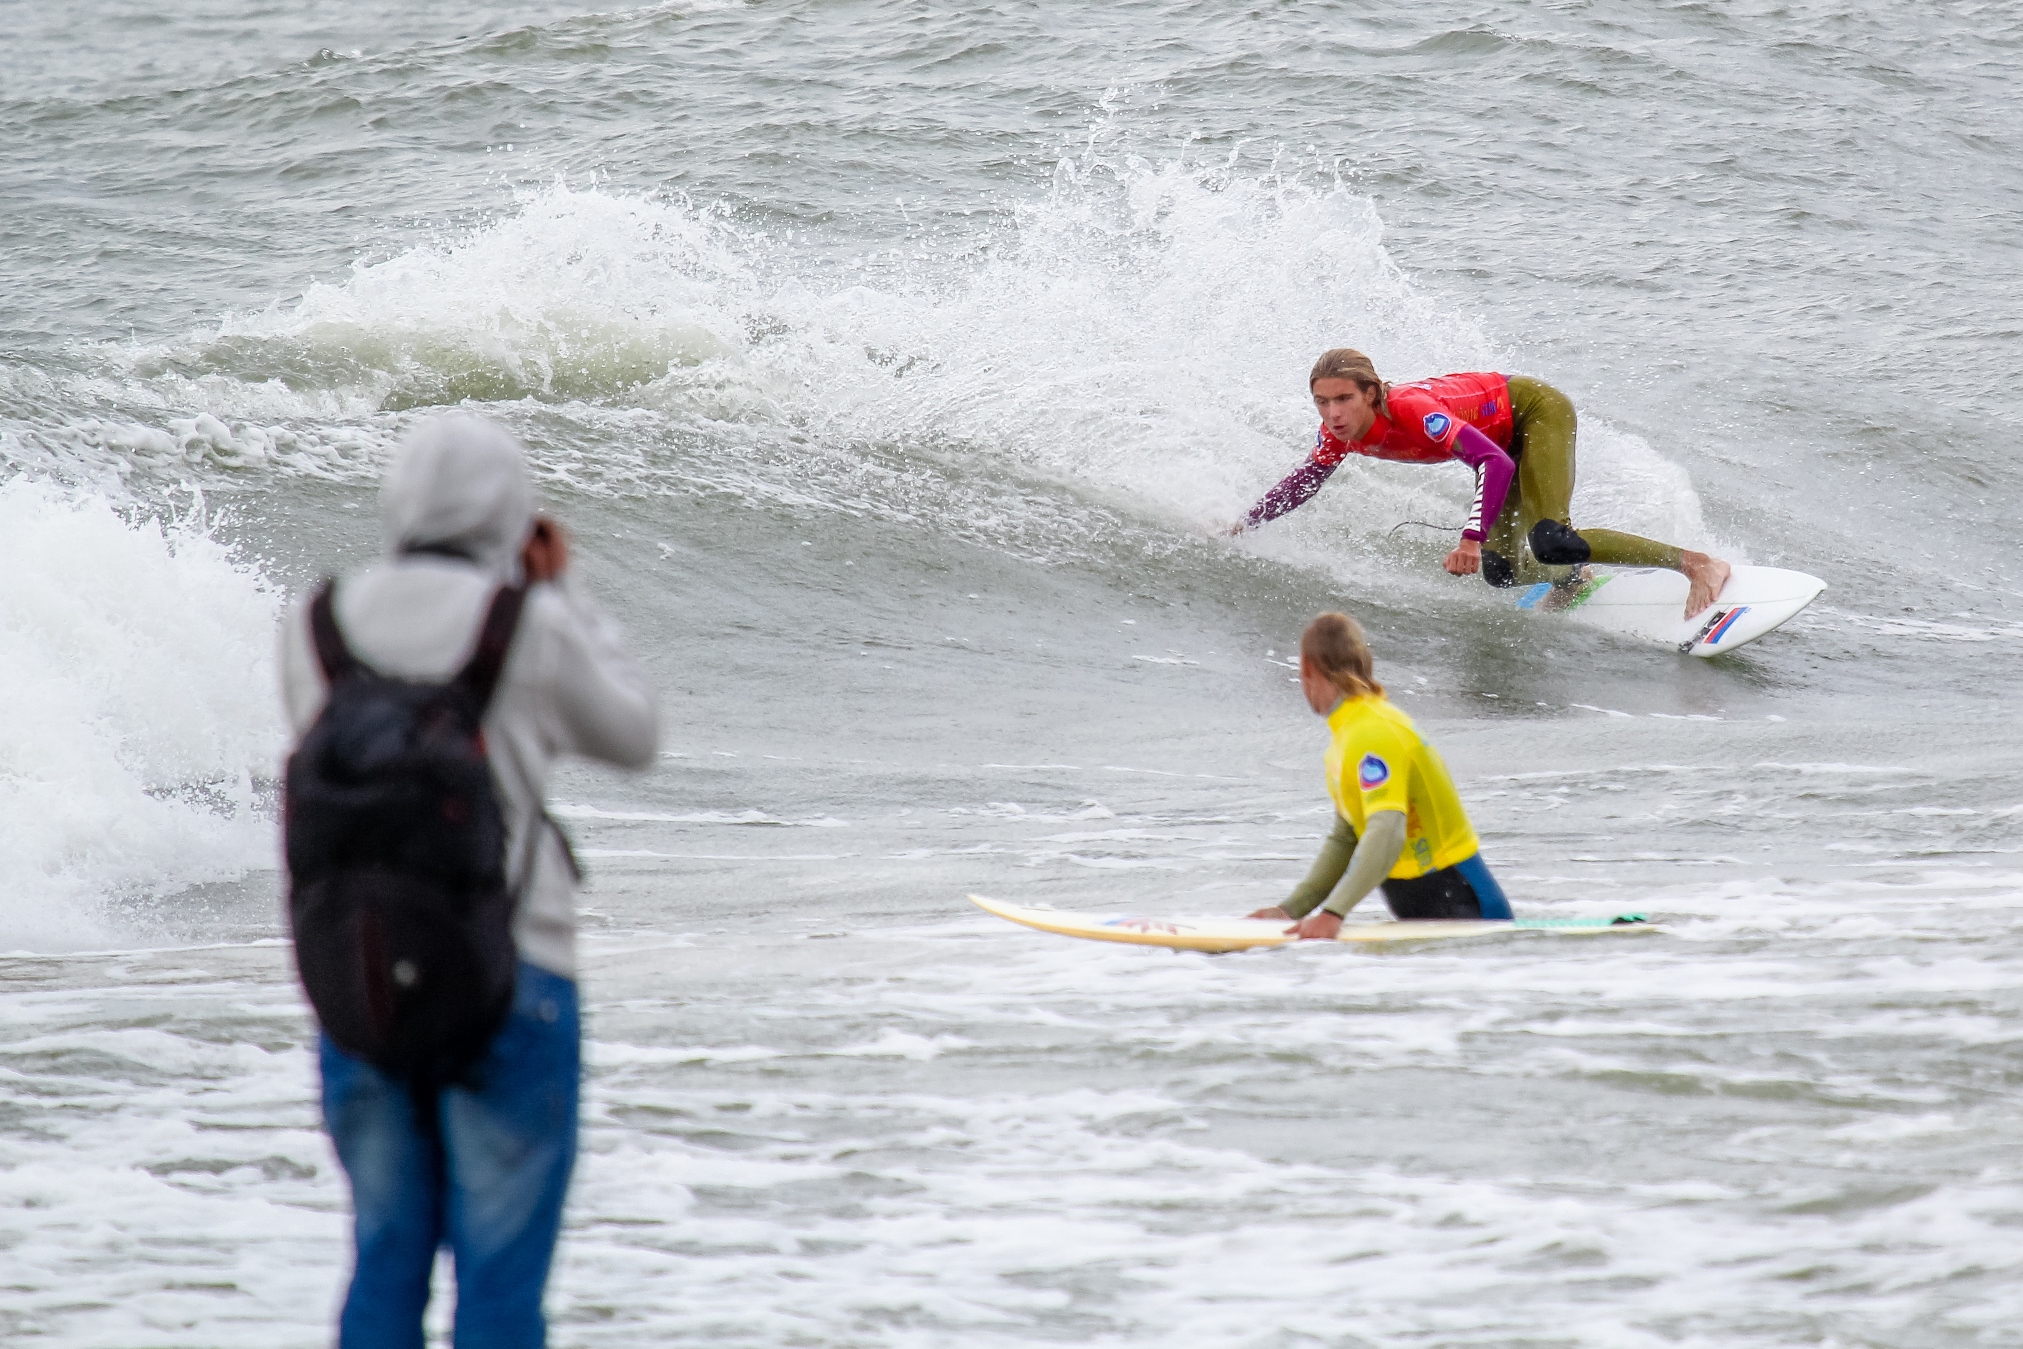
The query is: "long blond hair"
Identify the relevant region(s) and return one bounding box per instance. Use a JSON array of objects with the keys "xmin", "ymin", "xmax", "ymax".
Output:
[
  {"xmin": 1301, "ymin": 612, "xmax": 1385, "ymax": 700},
  {"xmin": 1309, "ymin": 348, "xmax": 1390, "ymax": 417}
]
